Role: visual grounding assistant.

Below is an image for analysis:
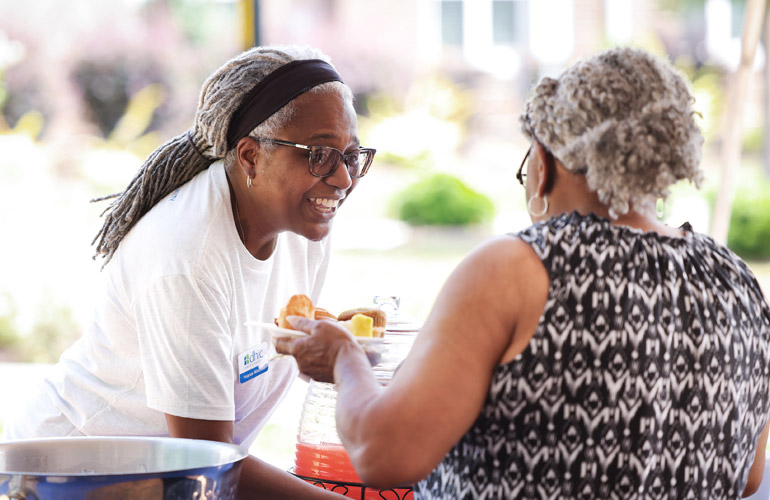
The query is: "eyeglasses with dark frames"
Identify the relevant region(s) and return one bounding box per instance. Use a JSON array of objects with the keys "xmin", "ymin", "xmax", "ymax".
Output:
[
  {"xmin": 256, "ymin": 138, "xmax": 376, "ymax": 179},
  {"xmin": 517, "ymin": 145, "xmax": 580, "ymax": 187},
  {"xmin": 516, "ymin": 148, "xmax": 530, "ymax": 187}
]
